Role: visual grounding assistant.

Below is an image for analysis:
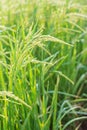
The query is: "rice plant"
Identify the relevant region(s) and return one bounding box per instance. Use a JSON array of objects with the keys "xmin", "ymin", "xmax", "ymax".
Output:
[{"xmin": 0, "ymin": 0, "xmax": 87, "ymax": 130}]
